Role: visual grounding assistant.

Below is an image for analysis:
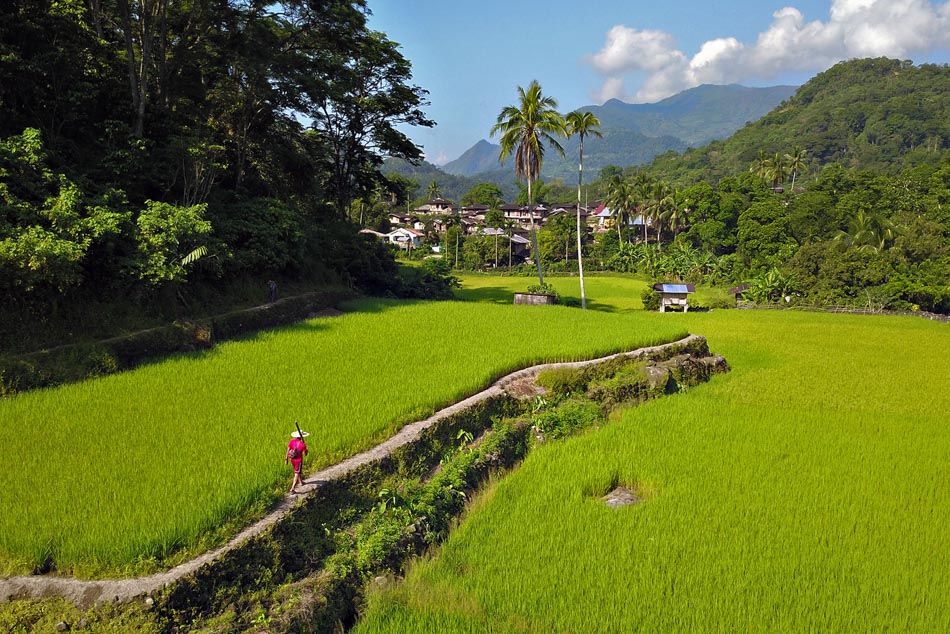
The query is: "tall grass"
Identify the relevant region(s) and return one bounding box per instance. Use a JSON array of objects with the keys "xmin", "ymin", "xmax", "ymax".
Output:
[
  {"xmin": 0, "ymin": 299, "xmax": 686, "ymax": 576},
  {"xmin": 356, "ymin": 308, "xmax": 950, "ymax": 632}
]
